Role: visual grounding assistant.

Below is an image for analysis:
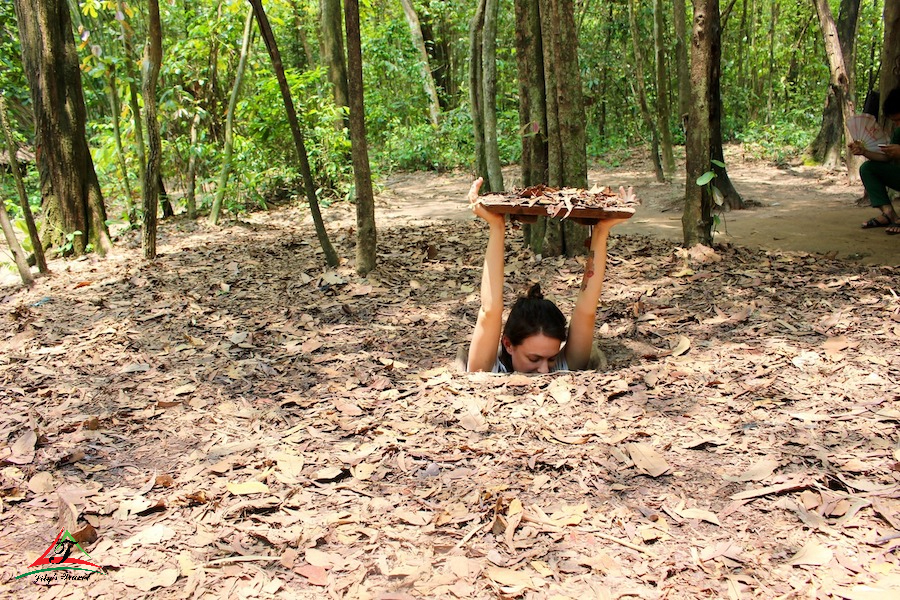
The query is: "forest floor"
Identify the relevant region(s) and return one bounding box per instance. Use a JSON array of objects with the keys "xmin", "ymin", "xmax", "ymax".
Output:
[{"xmin": 1, "ymin": 147, "xmax": 900, "ymax": 599}]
